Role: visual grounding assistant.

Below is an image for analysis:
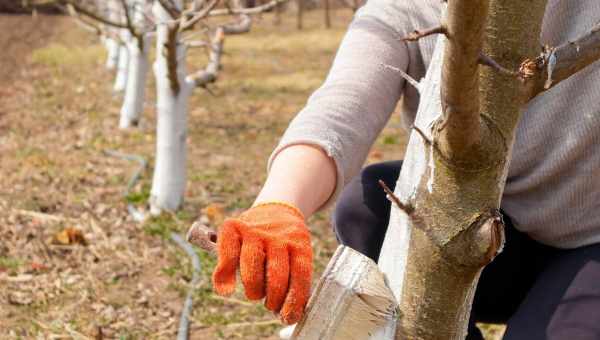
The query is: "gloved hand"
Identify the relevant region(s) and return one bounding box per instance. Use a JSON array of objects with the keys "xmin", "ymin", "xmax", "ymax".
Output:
[{"xmin": 212, "ymin": 202, "xmax": 313, "ymax": 324}]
